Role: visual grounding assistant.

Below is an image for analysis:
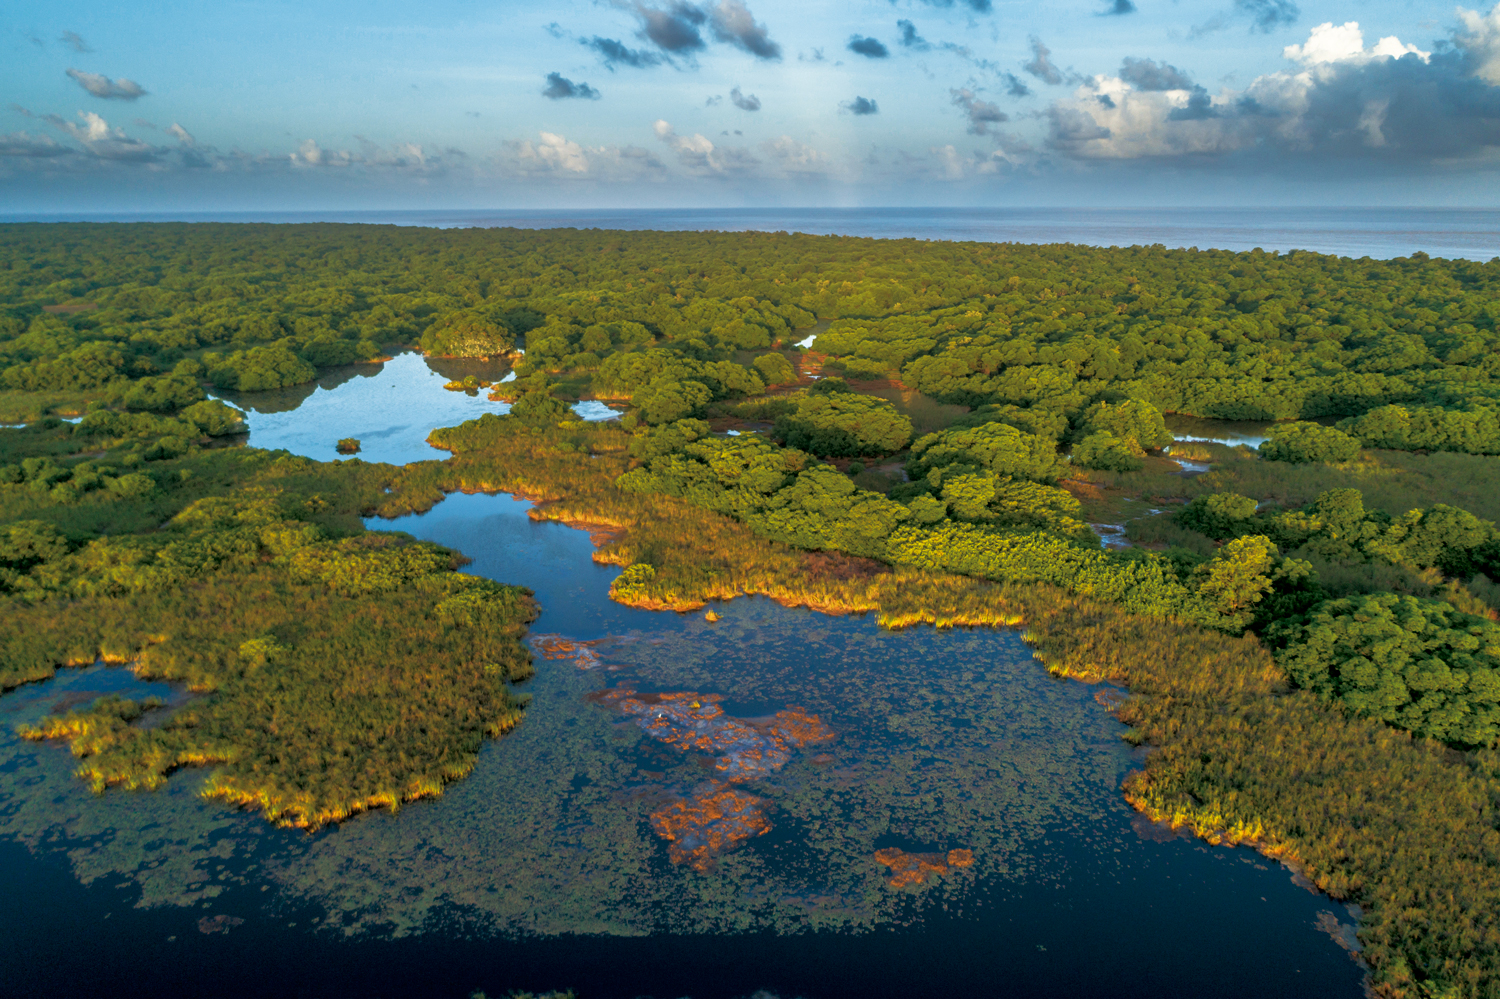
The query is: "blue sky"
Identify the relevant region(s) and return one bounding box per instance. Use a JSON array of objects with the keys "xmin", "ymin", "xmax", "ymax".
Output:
[{"xmin": 4, "ymin": 0, "xmax": 1499, "ymax": 209}]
